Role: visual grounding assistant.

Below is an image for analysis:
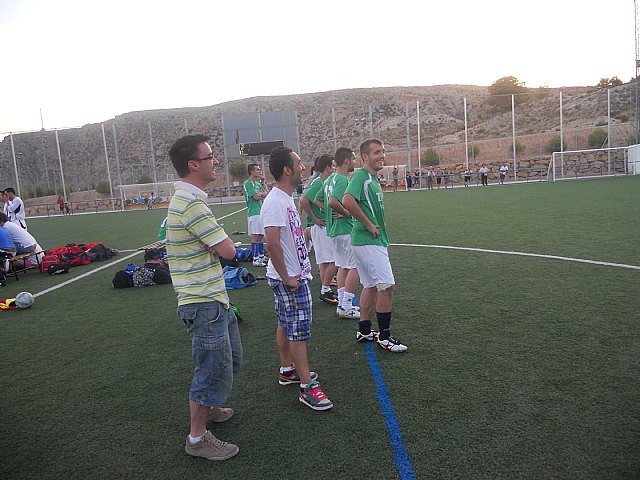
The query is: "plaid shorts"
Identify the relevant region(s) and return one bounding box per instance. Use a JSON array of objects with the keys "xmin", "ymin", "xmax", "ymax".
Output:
[{"xmin": 267, "ymin": 277, "xmax": 312, "ymax": 341}]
